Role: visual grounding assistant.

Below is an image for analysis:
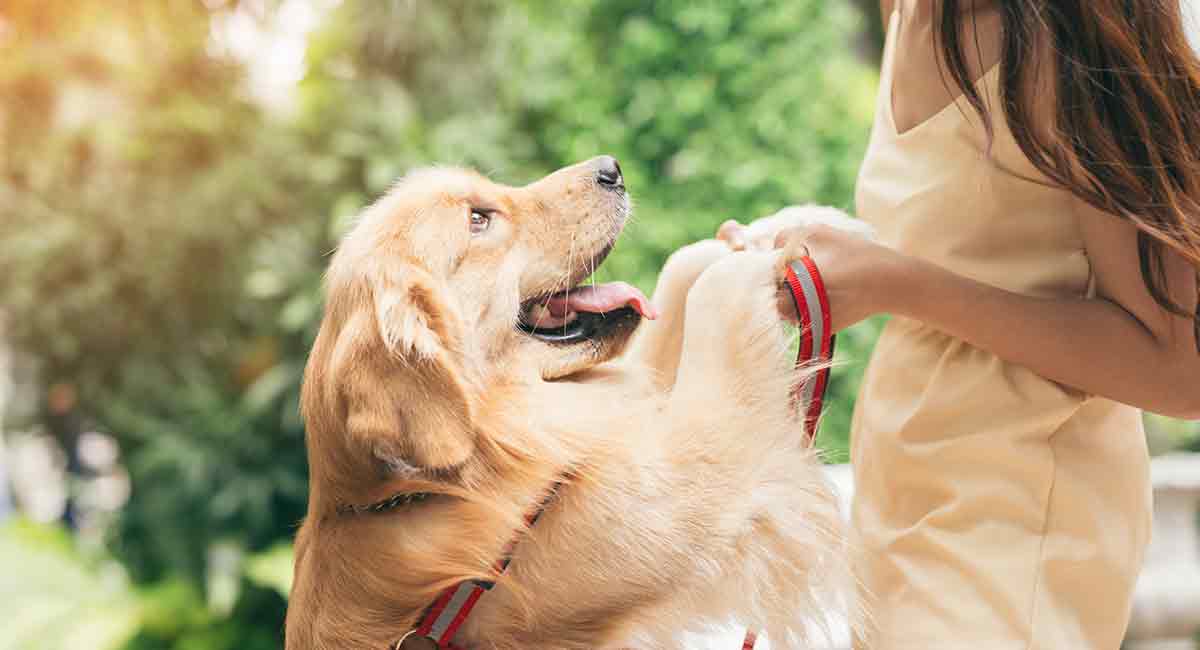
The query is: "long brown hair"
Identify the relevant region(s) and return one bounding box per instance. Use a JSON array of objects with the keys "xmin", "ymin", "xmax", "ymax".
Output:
[{"xmin": 936, "ymin": 0, "xmax": 1200, "ymax": 347}]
